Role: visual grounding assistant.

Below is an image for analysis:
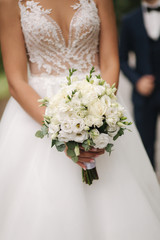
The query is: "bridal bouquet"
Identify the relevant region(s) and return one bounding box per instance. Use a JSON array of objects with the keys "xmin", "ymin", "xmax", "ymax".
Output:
[{"xmin": 36, "ymin": 68, "xmax": 132, "ymax": 185}]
